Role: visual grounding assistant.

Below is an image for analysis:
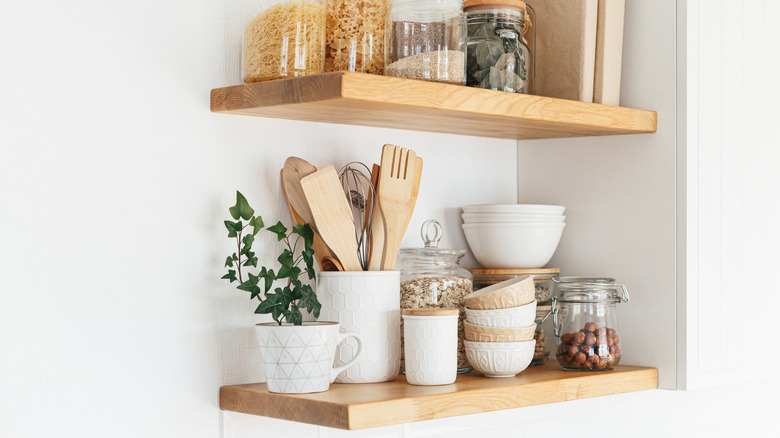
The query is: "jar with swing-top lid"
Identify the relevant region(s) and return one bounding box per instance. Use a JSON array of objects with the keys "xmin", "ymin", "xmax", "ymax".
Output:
[{"xmin": 551, "ymin": 277, "xmax": 630, "ymax": 371}]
